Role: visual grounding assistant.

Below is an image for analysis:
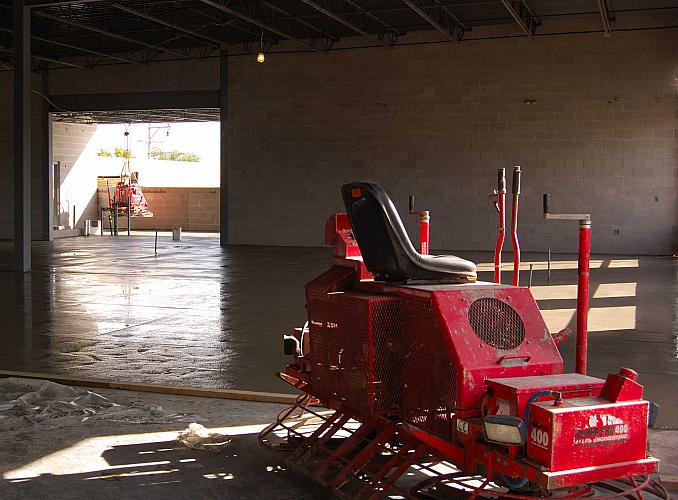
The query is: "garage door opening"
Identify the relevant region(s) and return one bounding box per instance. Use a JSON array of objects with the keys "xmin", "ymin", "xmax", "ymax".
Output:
[{"xmin": 49, "ymin": 108, "xmax": 220, "ymax": 239}]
